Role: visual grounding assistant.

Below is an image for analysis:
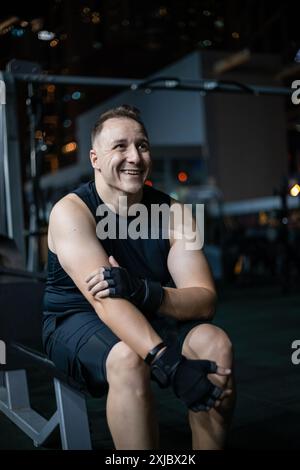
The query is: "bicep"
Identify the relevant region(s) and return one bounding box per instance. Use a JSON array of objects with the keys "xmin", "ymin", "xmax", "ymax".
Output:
[
  {"xmin": 50, "ymin": 200, "xmax": 109, "ymax": 306},
  {"xmin": 167, "ymin": 202, "xmax": 216, "ymax": 292},
  {"xmin": 167, "ymin": 240, "xmax": 216, "ymax": 292}
]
